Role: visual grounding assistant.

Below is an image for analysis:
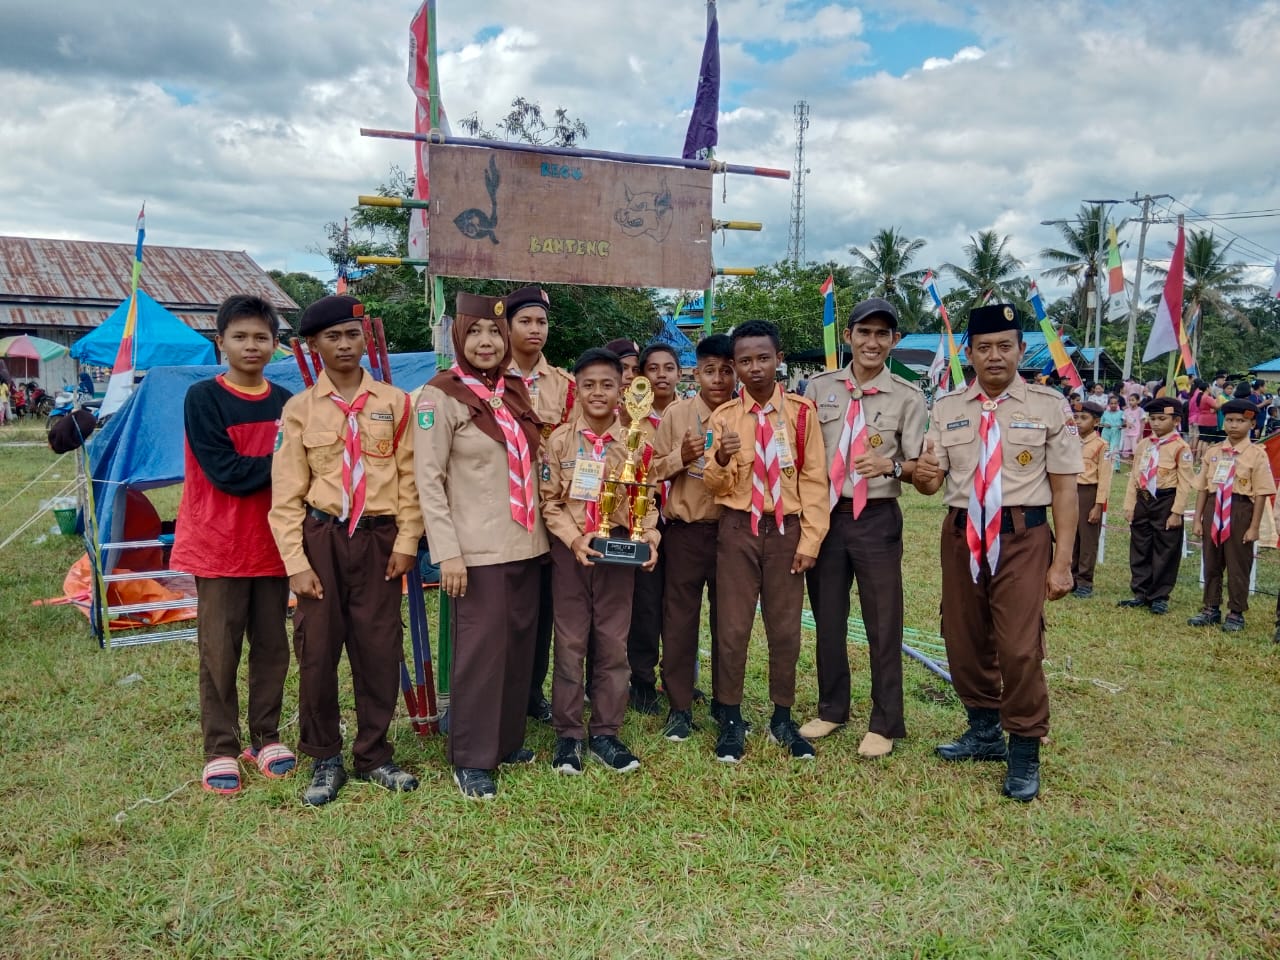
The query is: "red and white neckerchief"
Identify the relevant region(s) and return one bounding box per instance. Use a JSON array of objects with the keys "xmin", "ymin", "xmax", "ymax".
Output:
[
  {"xmin": 455, "ymin": 369, "xmax": 536, "ymax": 532},
  {"xmin": 750, "ymin": 400, "xmax": 785, "ymax": 535},
  {"xmin": 1211, "ymin": 446, "xmax": 1237, "ymax": 546},
  {"xmin": 966, "ymin": 392, "xmax": 1008, "ymax": 581},
  {"xmin": 1140, "ymin": 432, "xmax": 1180, "ymax": 495},
  {"xmin": 827, "ymin": 378, "xmax": 879, "ymax": 519},
  {"xmin": 329, "ymin": 390, "xmax": 370, "ymax": 536},
  {"xmin": 581, "ymin": 428, "xmax": 612, "ymax": 533}
]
